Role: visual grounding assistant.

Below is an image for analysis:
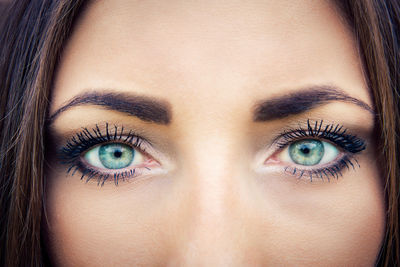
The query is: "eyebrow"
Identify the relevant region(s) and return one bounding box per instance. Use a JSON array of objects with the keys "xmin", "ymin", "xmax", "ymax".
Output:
[
  {"xmin": 252, "ymin": 86, "xmax": 374, "ymax": 121},
  {"xmin": 48, "ymin": 91, "xmax": 171, "ymax": 124}
]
